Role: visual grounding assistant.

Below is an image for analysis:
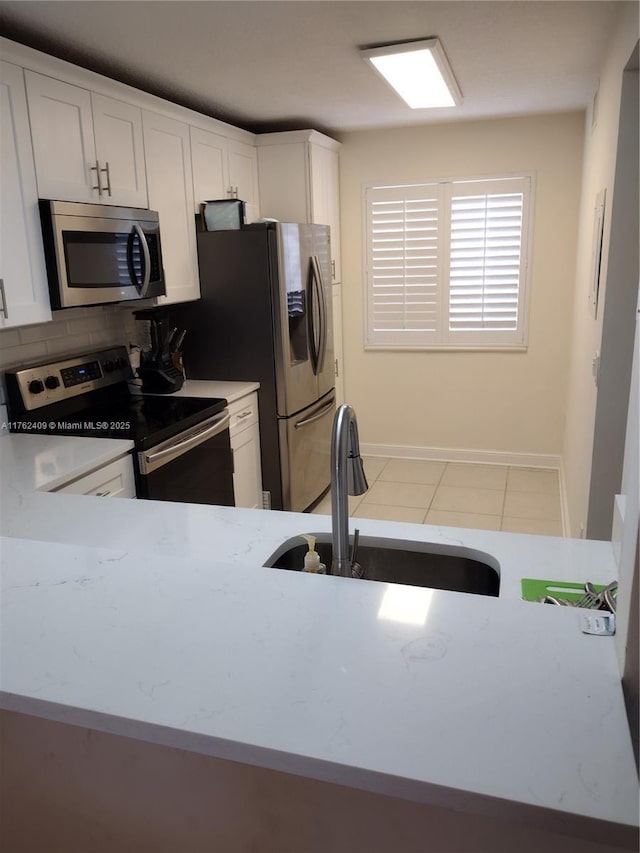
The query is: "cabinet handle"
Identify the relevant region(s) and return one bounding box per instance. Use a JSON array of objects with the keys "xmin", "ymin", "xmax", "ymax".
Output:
[
  {"xmin": 331, "ymin": 259, "xmax": 336, "ymax": 280},
  {"xmin": 101, "ymin": 162, "xmax": 112, "ymax": 197},
  {"xmin": 236, "ymin": 411, "xmax": 252, "ymax": 420},
  {"xmin": 90, "ymin": 160, "xmax": 102, "ymax": 195},
  {"xmin": 0, "ymin": 279, "xmax": 8, "ymax": 319},
  {"xmin": 95, "ymin": 490, "xmax": 112, "ymax": 497}
]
